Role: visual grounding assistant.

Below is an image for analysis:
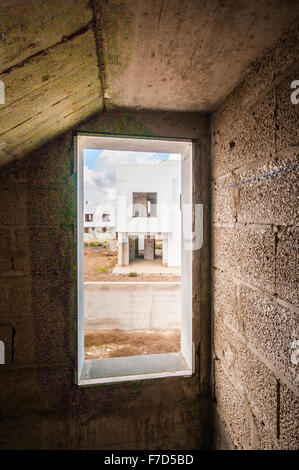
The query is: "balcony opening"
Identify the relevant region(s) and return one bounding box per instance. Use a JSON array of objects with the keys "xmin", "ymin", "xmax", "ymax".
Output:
[{"xmin": 132, "ymin": 192, "xmax": 157, "ymax": 217}]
